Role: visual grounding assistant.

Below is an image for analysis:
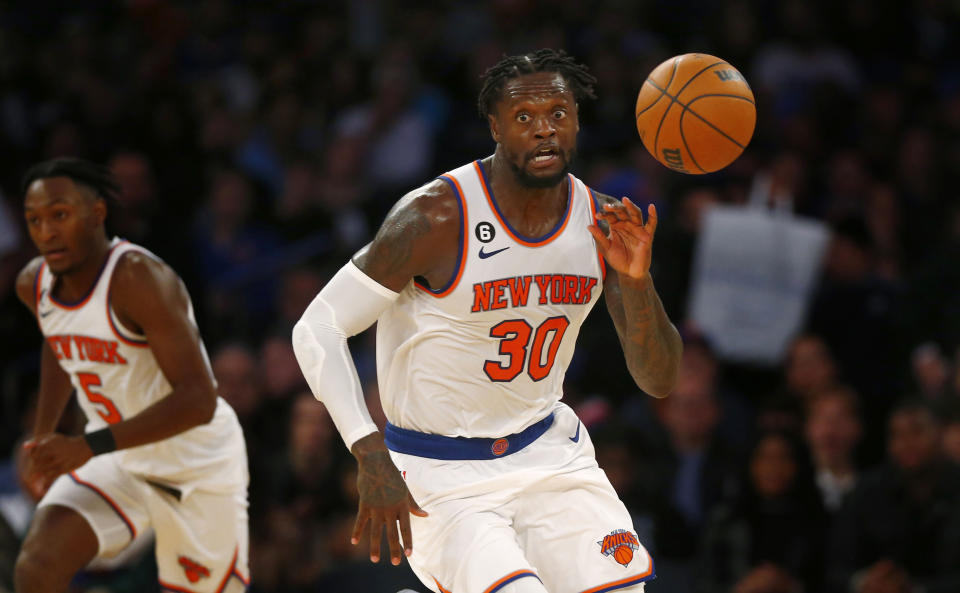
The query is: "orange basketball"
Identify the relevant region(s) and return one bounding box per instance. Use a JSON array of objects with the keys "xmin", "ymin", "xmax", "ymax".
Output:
[
  {"xmin": 635, "ymin": 53, "xmax": 755, "ymax": 174},
  {"xmin": 613, "ymin": 545, "xmax": 634, "ymax": 566}
]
